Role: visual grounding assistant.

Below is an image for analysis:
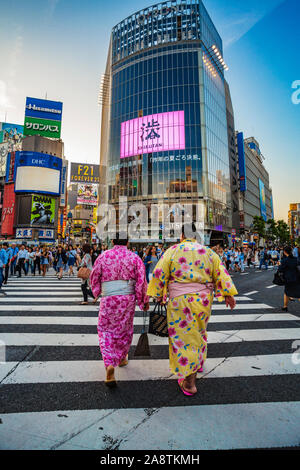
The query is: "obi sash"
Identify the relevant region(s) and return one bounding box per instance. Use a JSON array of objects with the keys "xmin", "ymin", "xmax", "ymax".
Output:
[
  {"xmin": 101, "ymin": 279, "xmax": 136, "ymax": 297},
  {"xmin": 168, "ymin": 282, "xmax": 214, "ymax": 301}
]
